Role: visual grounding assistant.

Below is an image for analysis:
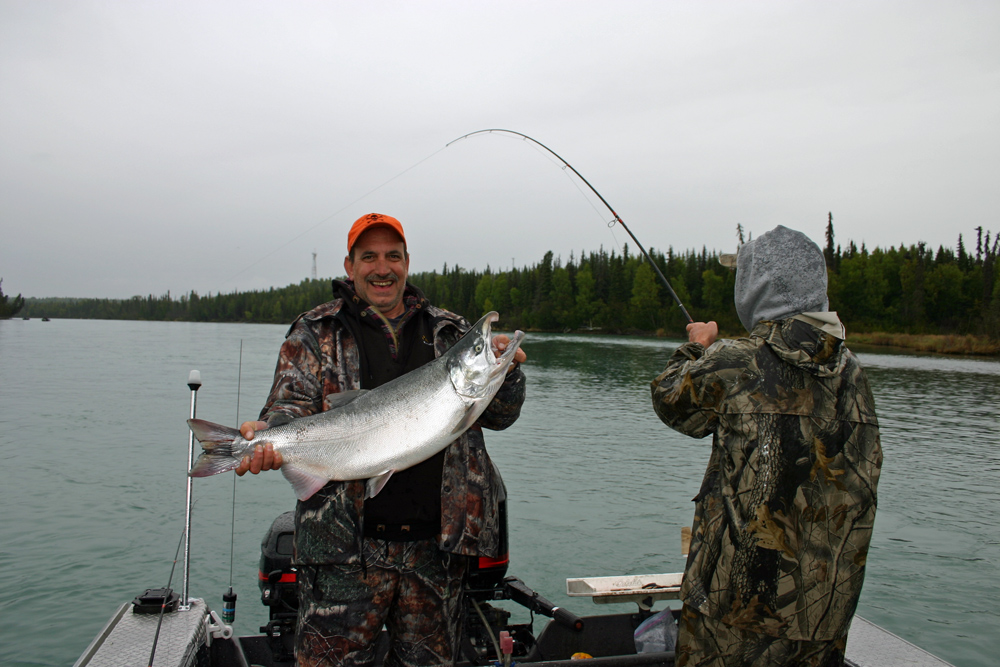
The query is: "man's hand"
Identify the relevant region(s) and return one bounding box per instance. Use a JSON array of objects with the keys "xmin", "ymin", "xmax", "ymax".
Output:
[
  {"xmin": 686, "ymin": 321, "xmax": 719, "ymax": 348},
  {"xmin": 235, "ymin": 420, "xmax": 284, "ymax": 476},
  {"xmin": 492, "ymin": 334, "xmax": 527, "ymax": 365}
]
